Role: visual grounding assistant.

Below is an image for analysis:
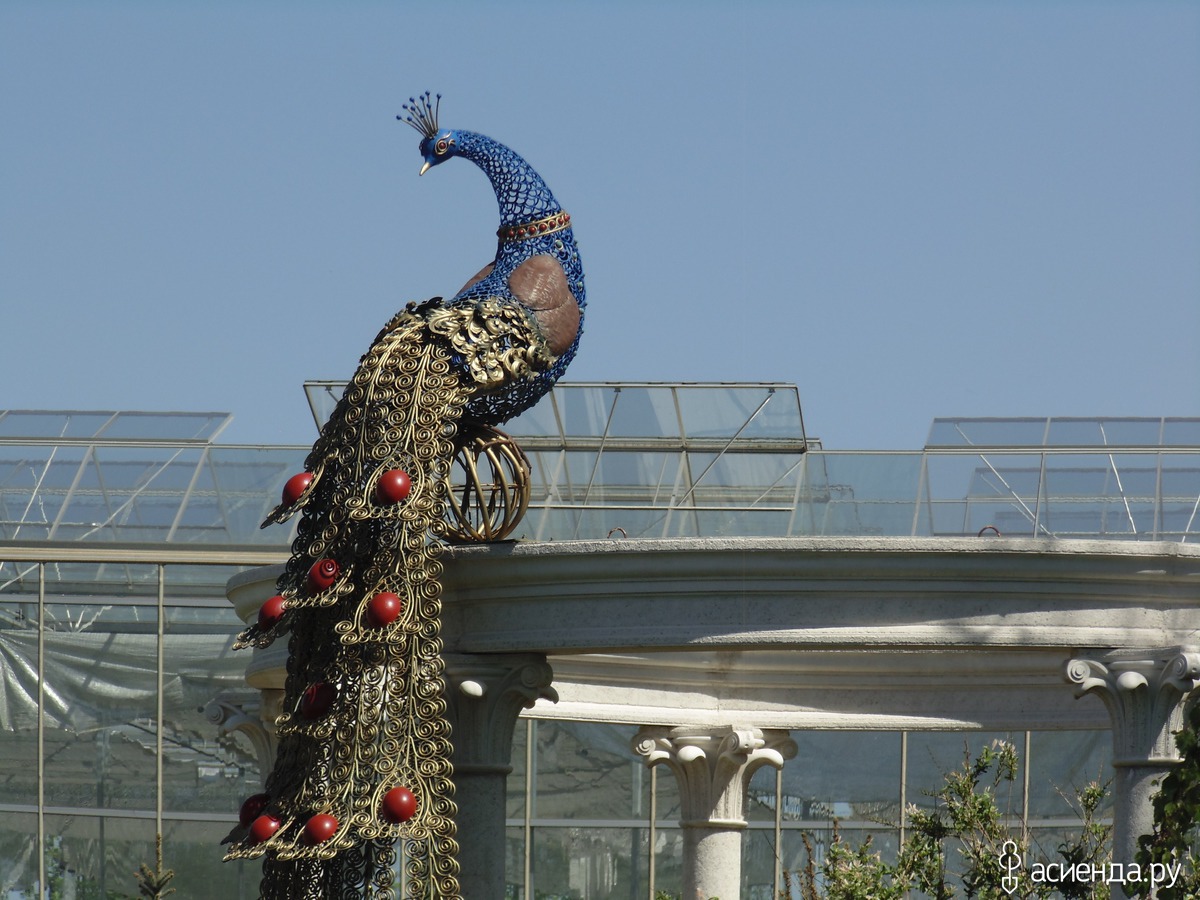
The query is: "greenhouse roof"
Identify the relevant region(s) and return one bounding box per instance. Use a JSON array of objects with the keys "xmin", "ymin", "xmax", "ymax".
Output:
[{"xmin": 0, "ymin": 385, "xmax": 1197, "ymax": 591}]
